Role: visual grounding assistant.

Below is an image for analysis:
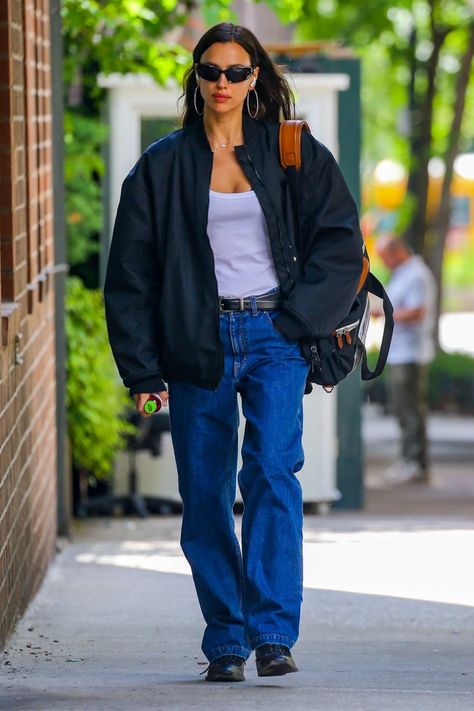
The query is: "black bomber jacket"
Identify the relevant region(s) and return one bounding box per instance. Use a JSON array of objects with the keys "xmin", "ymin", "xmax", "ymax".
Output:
[{"xmin": 103, "ymin": 113, "xmax": 364, "ymax": 395}]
